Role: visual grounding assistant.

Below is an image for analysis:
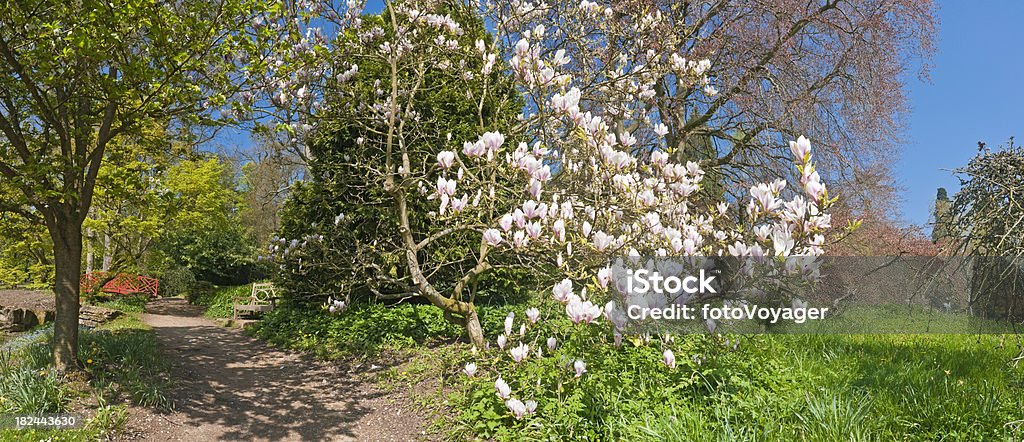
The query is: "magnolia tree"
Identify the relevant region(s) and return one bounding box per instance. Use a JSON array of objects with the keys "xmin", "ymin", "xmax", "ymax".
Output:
[{"xmin": 264, "ymin": 0, "xmax": 835, "ymax": 354}]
